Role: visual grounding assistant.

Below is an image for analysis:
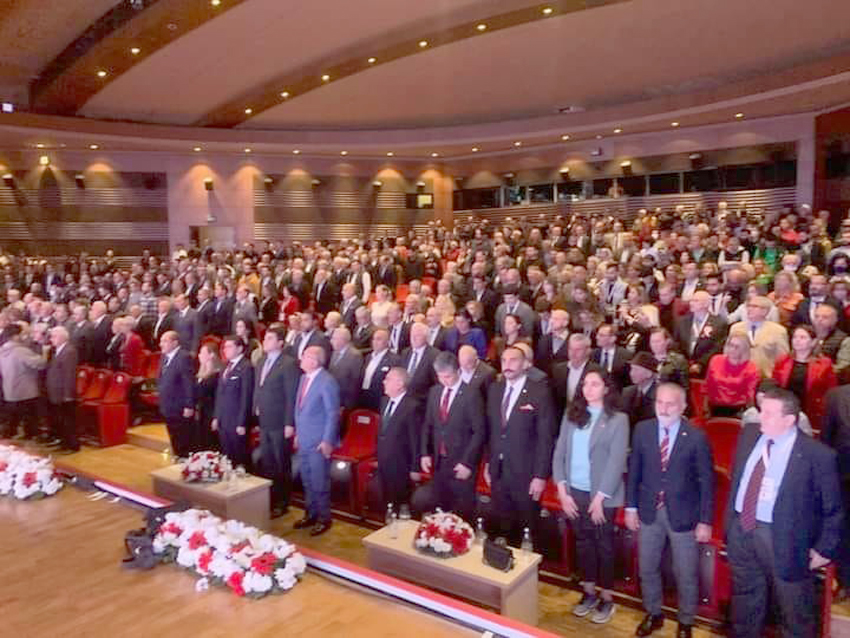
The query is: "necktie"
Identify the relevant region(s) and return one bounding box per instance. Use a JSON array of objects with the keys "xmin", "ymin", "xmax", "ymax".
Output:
[
  {"xmin": 260, "ymin": 357, "xmax": 273, "ymax": 386},
  {"xmin": 298, "ymin": 375, "xmax": 312, "ymax": 409},
  {"xmin": 657, "ymin": 426, "xmax": 671, "ymax": 508},
  {"xmin": 224, "ymin": 361, "xmax": 234, "ymax": 378},
  {"xmin": 740, "ymin": 440, "xmax": 773, "ymax": 532},
  {"xmin": 439, "ymin": 387, "xmax": 452, "ymax": 422},
  {"xmin": 602, "ymin": 350, "xmax": 610, "ymax": 371},
  {"xmin": 750, "ymin": 325, "xmax": 757, "ymax": 343},
  {"xmin": 501, "ymin": 385, "xmax": 513, "ymax": 431},
  {"xmin": 383, "ymin": 399, "xmax": 395, "ymax": 422},
  {"xmin": 407, "ymin": 349, "xmax": 420, "ymax": 375}
]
